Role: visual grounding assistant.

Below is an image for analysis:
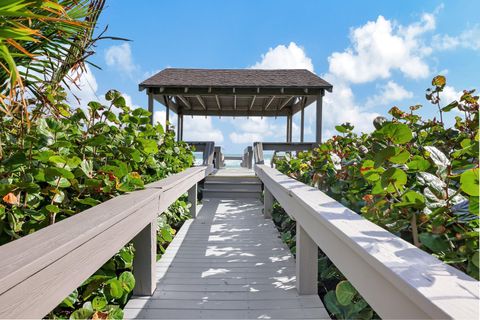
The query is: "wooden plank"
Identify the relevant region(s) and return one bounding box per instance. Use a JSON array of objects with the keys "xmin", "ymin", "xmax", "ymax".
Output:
[
  {"xmin": 124, "ymin": 197, "xmax": 328, "ymax": 319},
  {"xmin": 255, "ymin": 164, "xmax": 480, "ymax": 319}
]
